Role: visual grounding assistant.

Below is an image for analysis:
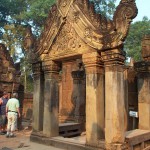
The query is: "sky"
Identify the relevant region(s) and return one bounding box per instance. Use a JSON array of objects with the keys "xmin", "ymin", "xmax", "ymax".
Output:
[{"xmin": 115, "ymin": 0, "xmax": 150, "ymax": 22}]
